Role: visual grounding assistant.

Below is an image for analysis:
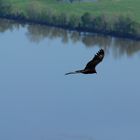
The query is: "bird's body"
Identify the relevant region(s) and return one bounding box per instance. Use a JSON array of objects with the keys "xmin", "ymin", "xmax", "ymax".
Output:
[{"xmin": 65, "ymin": 49, "xmax": 104, "ymax": 75}]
